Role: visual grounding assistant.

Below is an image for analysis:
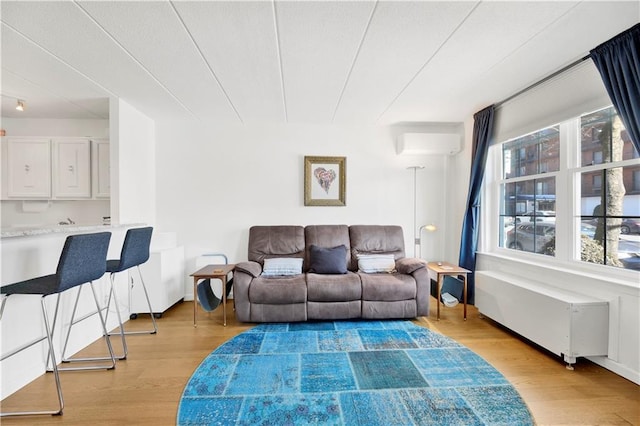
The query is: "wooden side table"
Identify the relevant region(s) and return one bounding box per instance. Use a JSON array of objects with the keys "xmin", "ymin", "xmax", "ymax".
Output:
[
  {"xmin": 426, "ymin": 261, "xmax": 470, "ymax": 320},
  {"xmin": 190, "ymin": 264, "xmax": 235, "ymax": 327}
]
